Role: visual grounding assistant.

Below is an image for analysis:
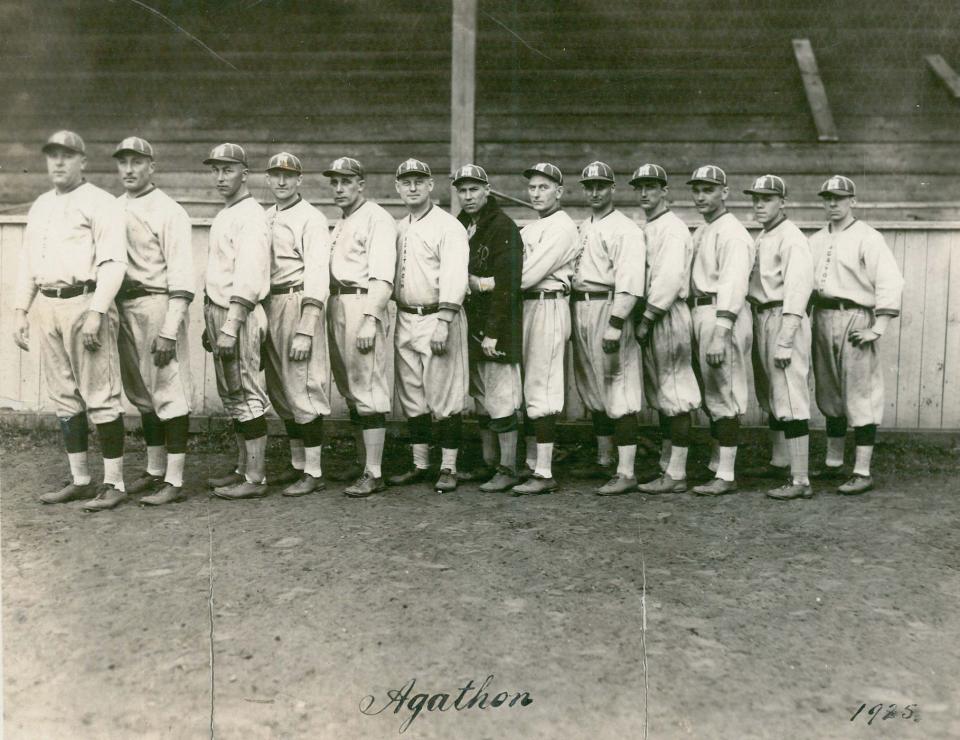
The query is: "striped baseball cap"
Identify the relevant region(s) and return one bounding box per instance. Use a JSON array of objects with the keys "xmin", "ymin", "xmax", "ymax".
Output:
[
  {"xmin": 42, "ymin": 130, "xmax": 85, "ymax": 155},
  {"xmin": 266, "ymin": 152, "xmax": 303, "ymax": 173},
  {"xmin": 629, "ymin": 163, "xmax": 668, "ymax": 186},
  {"xmin": 523, "ymin": 162, "xmax": 563, "ymax": 185},
  {"xmin": 686, "ymin": 165, "xmax": 727, "ymax": 186},
  {"xmin": 818, "ymin": 175, "xmax": 856, "ymax": 197},
  {"xmin": 323, "ymin": 156, "xmax": 365, "ymax": 178},
  {"xmin": 579, "ymin": 161, "xmax": 615, "ymax": 184},
  {"xmin": 396, "ymin": 158, "xmax": 432, "ymax": 178},
  {"xmin": 744, "ymin": 174, "xmax": 787, "ymax": 197},
  {"xmin": 112, "ymin": 136, "xmax": 154, "ymax": 159},
  {"xmin": 451, "ymin": 164, "xmax": 489, "ymax": 186},
  {"xmin": 203, "ymin": 143, "xmax": 247, "ymax": 166}
]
